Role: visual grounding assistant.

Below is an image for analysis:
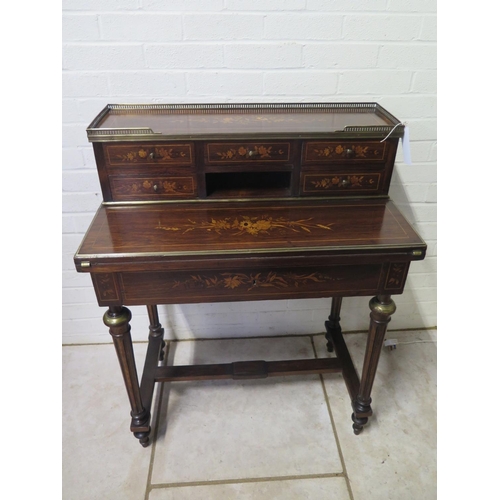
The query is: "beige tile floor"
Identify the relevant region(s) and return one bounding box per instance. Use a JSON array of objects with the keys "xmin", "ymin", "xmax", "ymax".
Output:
[{"xmin": 62, "ymin": 329, "xmax": 436, "ymax": 500}]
